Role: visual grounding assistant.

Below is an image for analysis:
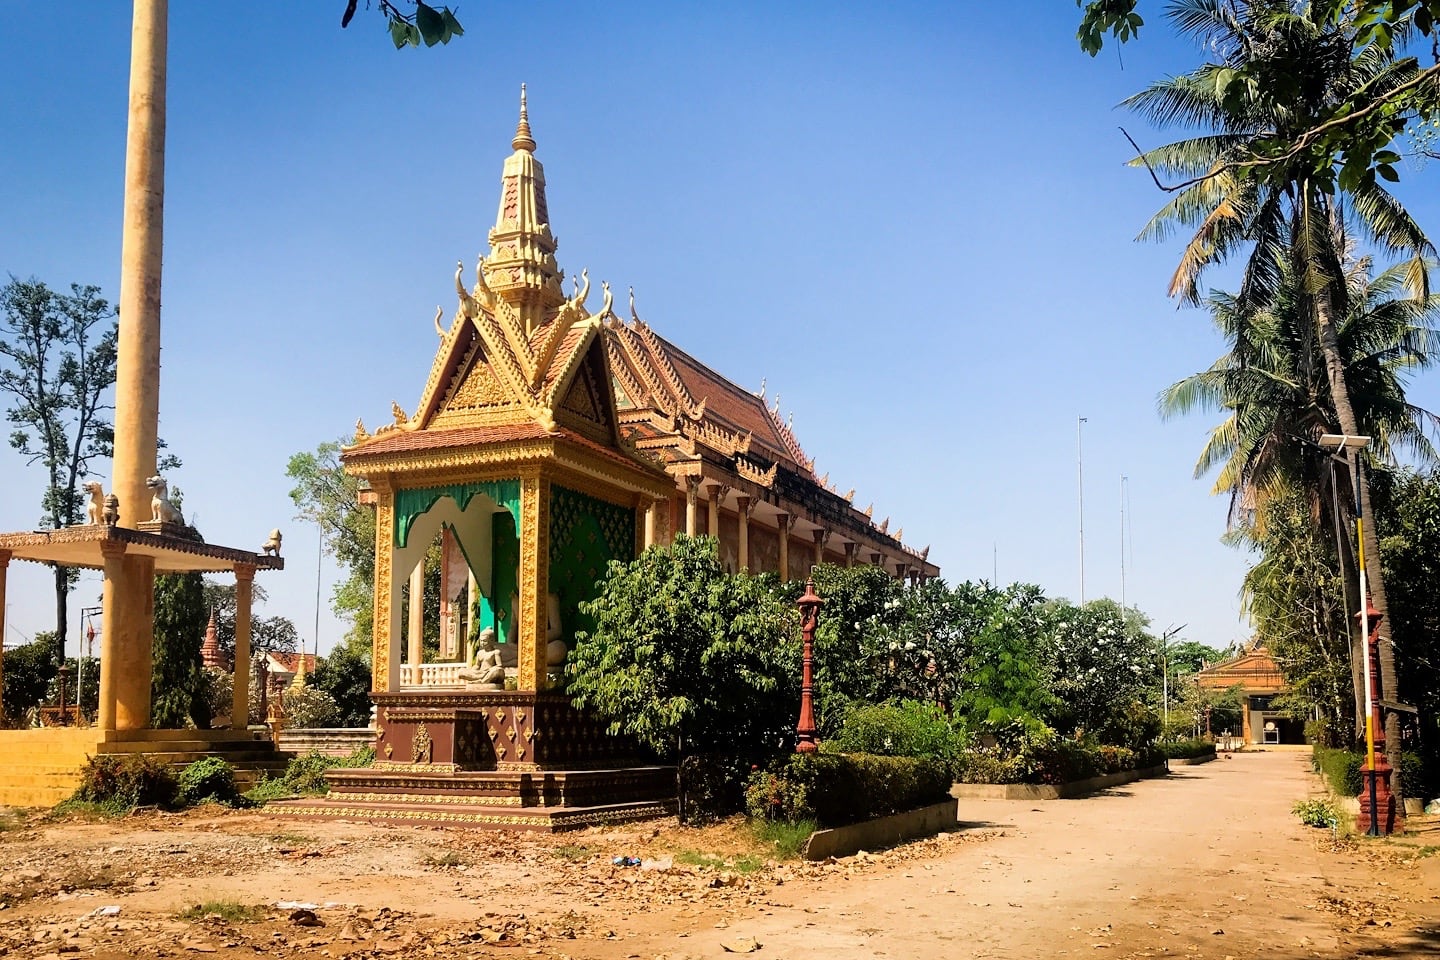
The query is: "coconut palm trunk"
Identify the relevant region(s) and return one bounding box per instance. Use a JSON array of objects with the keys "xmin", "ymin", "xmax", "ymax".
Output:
[{"xmin": 1314, "ymin": 284, "xmax": 1404, "ymax": 801}]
